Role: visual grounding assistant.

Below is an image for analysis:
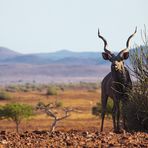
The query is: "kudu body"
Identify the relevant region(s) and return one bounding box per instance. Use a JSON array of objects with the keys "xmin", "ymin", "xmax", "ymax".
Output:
[{"xmin": 98, "ymin": 28, "xmax": 137, "ymax": 132}]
